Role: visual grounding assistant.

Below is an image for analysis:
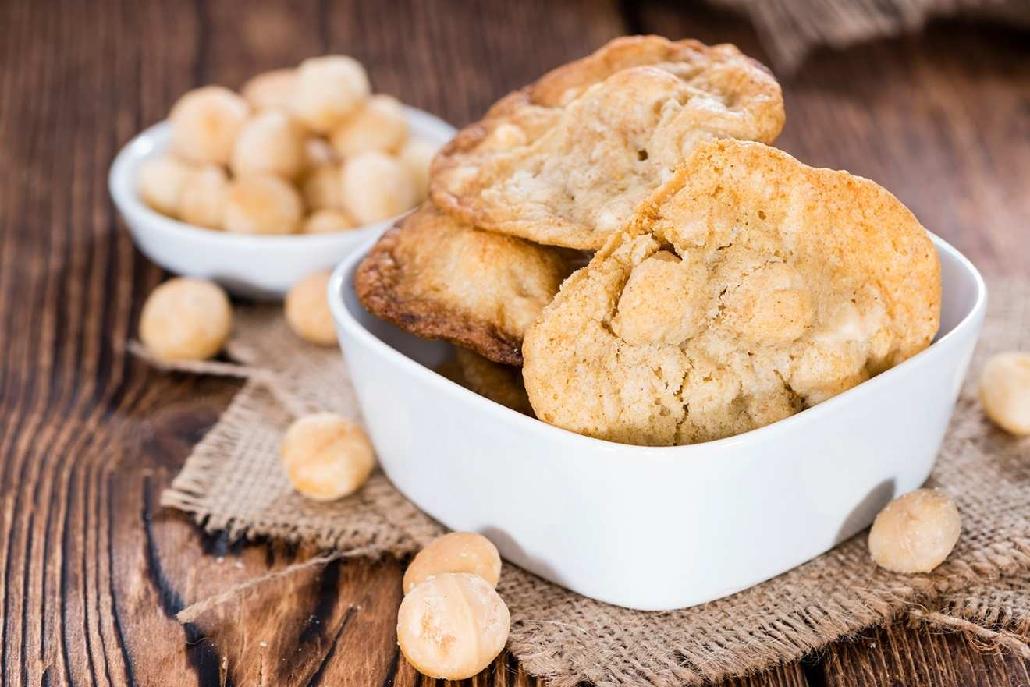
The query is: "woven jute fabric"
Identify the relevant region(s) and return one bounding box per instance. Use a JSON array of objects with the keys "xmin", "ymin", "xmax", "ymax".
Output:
[
  {"xmin": 710, "ymin": 0, "xmax": 1030, "ymax": 71},
  {"xmin": 150, "ymin": 277, "xmax": 1030, "ymax": 686}
]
